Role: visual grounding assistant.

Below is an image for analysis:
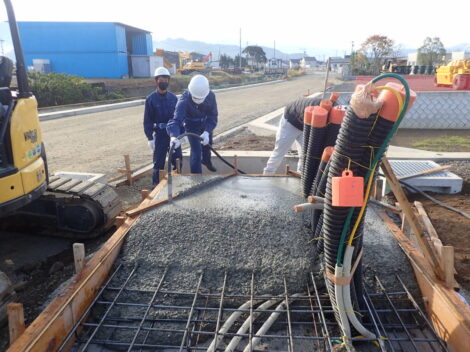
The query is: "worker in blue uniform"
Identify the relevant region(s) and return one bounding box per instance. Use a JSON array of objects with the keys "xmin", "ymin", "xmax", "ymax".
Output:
[
  {"xmin": 167, "ymin": 75, "xmax": 218, "ymax": 174},
  {"xmin": 143, "ymin": 67, "xmax": 182, "ymax": 186}
]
